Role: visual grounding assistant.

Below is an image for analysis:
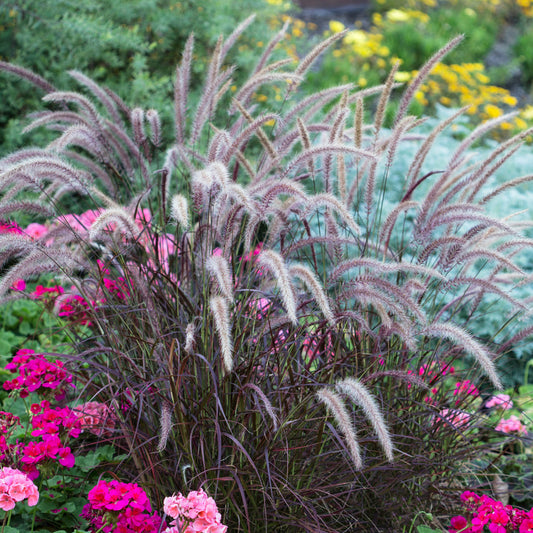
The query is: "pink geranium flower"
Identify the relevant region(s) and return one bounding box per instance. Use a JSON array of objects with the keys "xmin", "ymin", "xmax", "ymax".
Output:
[
  {"xmin": 0, "ymin": 467, "xmax": 39, "ymax": 511},
  {"xmin": 24, "ymin": 223, "xmax": 48, "ymax": 240},
  {"xmin": 163, "ymin": 488, "xmax": 227, "ymax": 533},
  {"xmin": 485, "ymin": 394, "xmax": 513, "ymax": 410},
  {"xmin": 73, "ymin": 401, "xmax": 116, "ymax": 437},
  {"xmin": 495, "ymin": 415, "xmax": 527, "ymax": 435}
]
